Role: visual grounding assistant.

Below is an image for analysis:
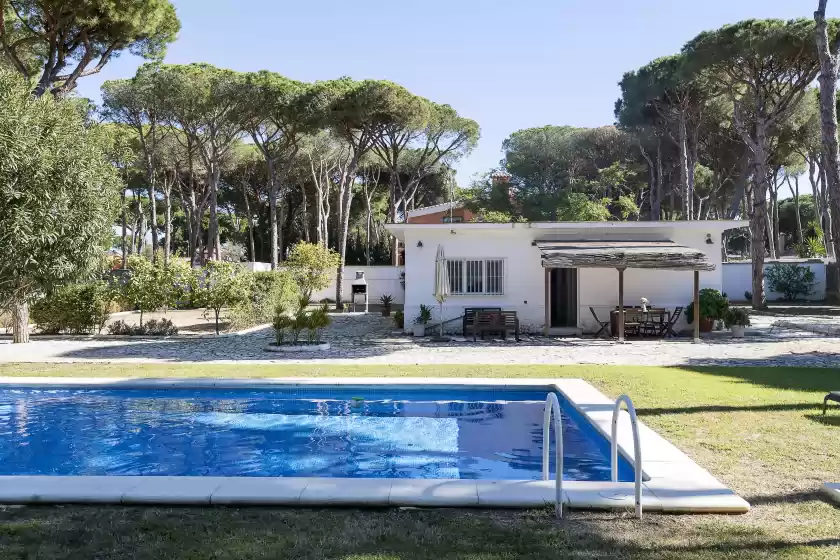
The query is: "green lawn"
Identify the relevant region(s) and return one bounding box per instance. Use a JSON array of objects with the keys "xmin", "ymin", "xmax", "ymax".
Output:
[{"xmin": 1, "ymin": 363, "xmax": 839, "ymax": 559}]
